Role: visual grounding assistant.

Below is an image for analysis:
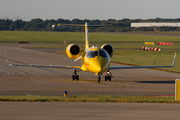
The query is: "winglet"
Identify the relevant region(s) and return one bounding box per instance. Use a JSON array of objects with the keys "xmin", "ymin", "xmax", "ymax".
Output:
[
  {"xmin": 4, "ymin": 51, "xmax": 13, "ymax": 66},
  {"xmin": 4, "ymin": 51, "xmax": 9, "ymax": 65},
  {"xmin": 171, "ymin": 52, "xmax": 176, "ymax": 66}
]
